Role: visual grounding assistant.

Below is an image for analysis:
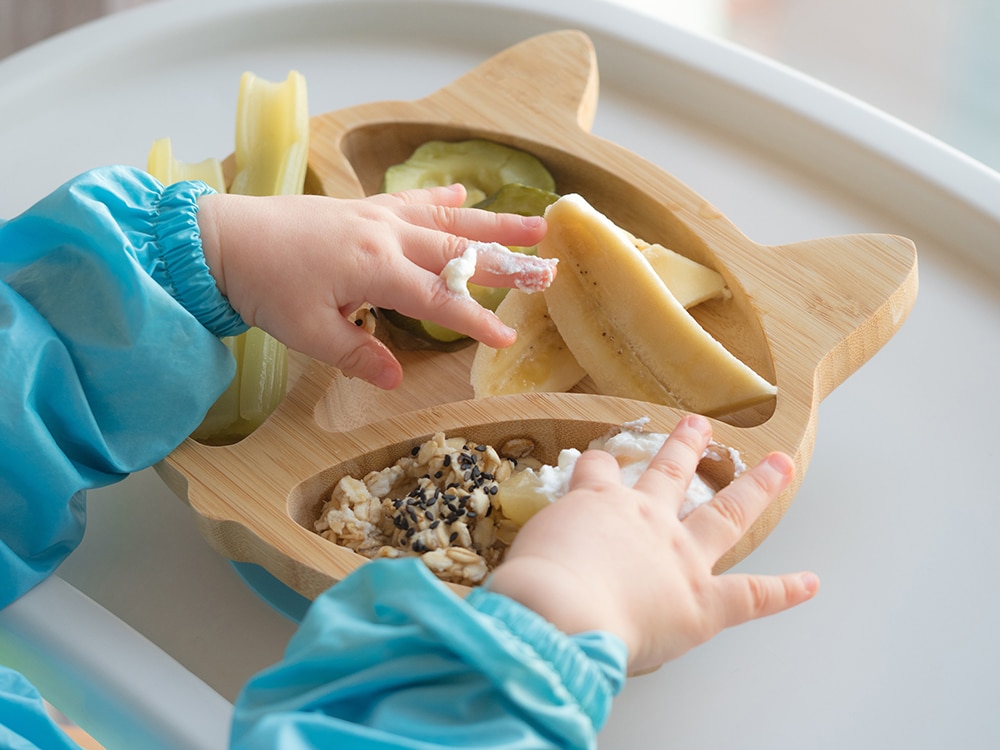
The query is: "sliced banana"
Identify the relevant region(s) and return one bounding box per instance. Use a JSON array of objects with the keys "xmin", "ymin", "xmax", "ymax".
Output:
[
  {"xmin": 471, "ymin": 290, "xmax": 587, "ymax": 397},
  {"xmin": 535, "ymin": 194, "xmax": 776, "ymax": 417},
  {"xmin": 471, "ymin": 210, "xmax": 730, "ymax": 400}
]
